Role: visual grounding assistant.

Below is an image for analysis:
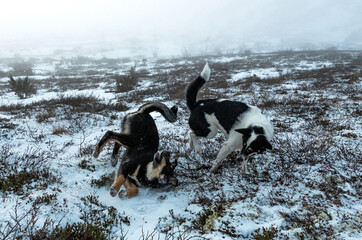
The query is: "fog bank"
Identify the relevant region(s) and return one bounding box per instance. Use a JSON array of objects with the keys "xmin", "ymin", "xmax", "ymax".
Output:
[{"xmin": 1, "ymin": 0, "xmax": 361, "ymax": 58}]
